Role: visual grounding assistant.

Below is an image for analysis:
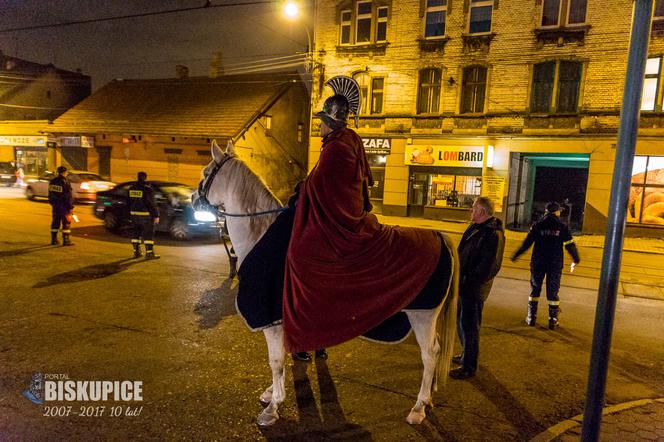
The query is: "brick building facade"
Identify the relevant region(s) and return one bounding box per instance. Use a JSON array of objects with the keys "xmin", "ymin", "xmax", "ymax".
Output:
[{"xmin": 309, "ymin": 0, "xmax": 664, "ymax": 235}]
